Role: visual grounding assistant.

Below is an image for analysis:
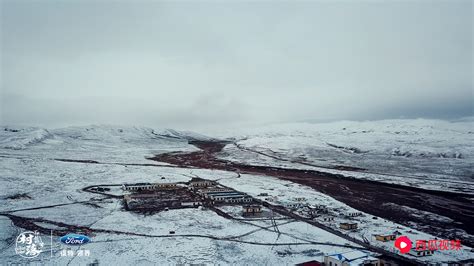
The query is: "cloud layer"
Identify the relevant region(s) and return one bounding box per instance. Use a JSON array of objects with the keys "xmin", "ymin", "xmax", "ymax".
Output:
[{"xmin": 1, "ymin": 1, "xmax": 472, "ymax": 129}]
